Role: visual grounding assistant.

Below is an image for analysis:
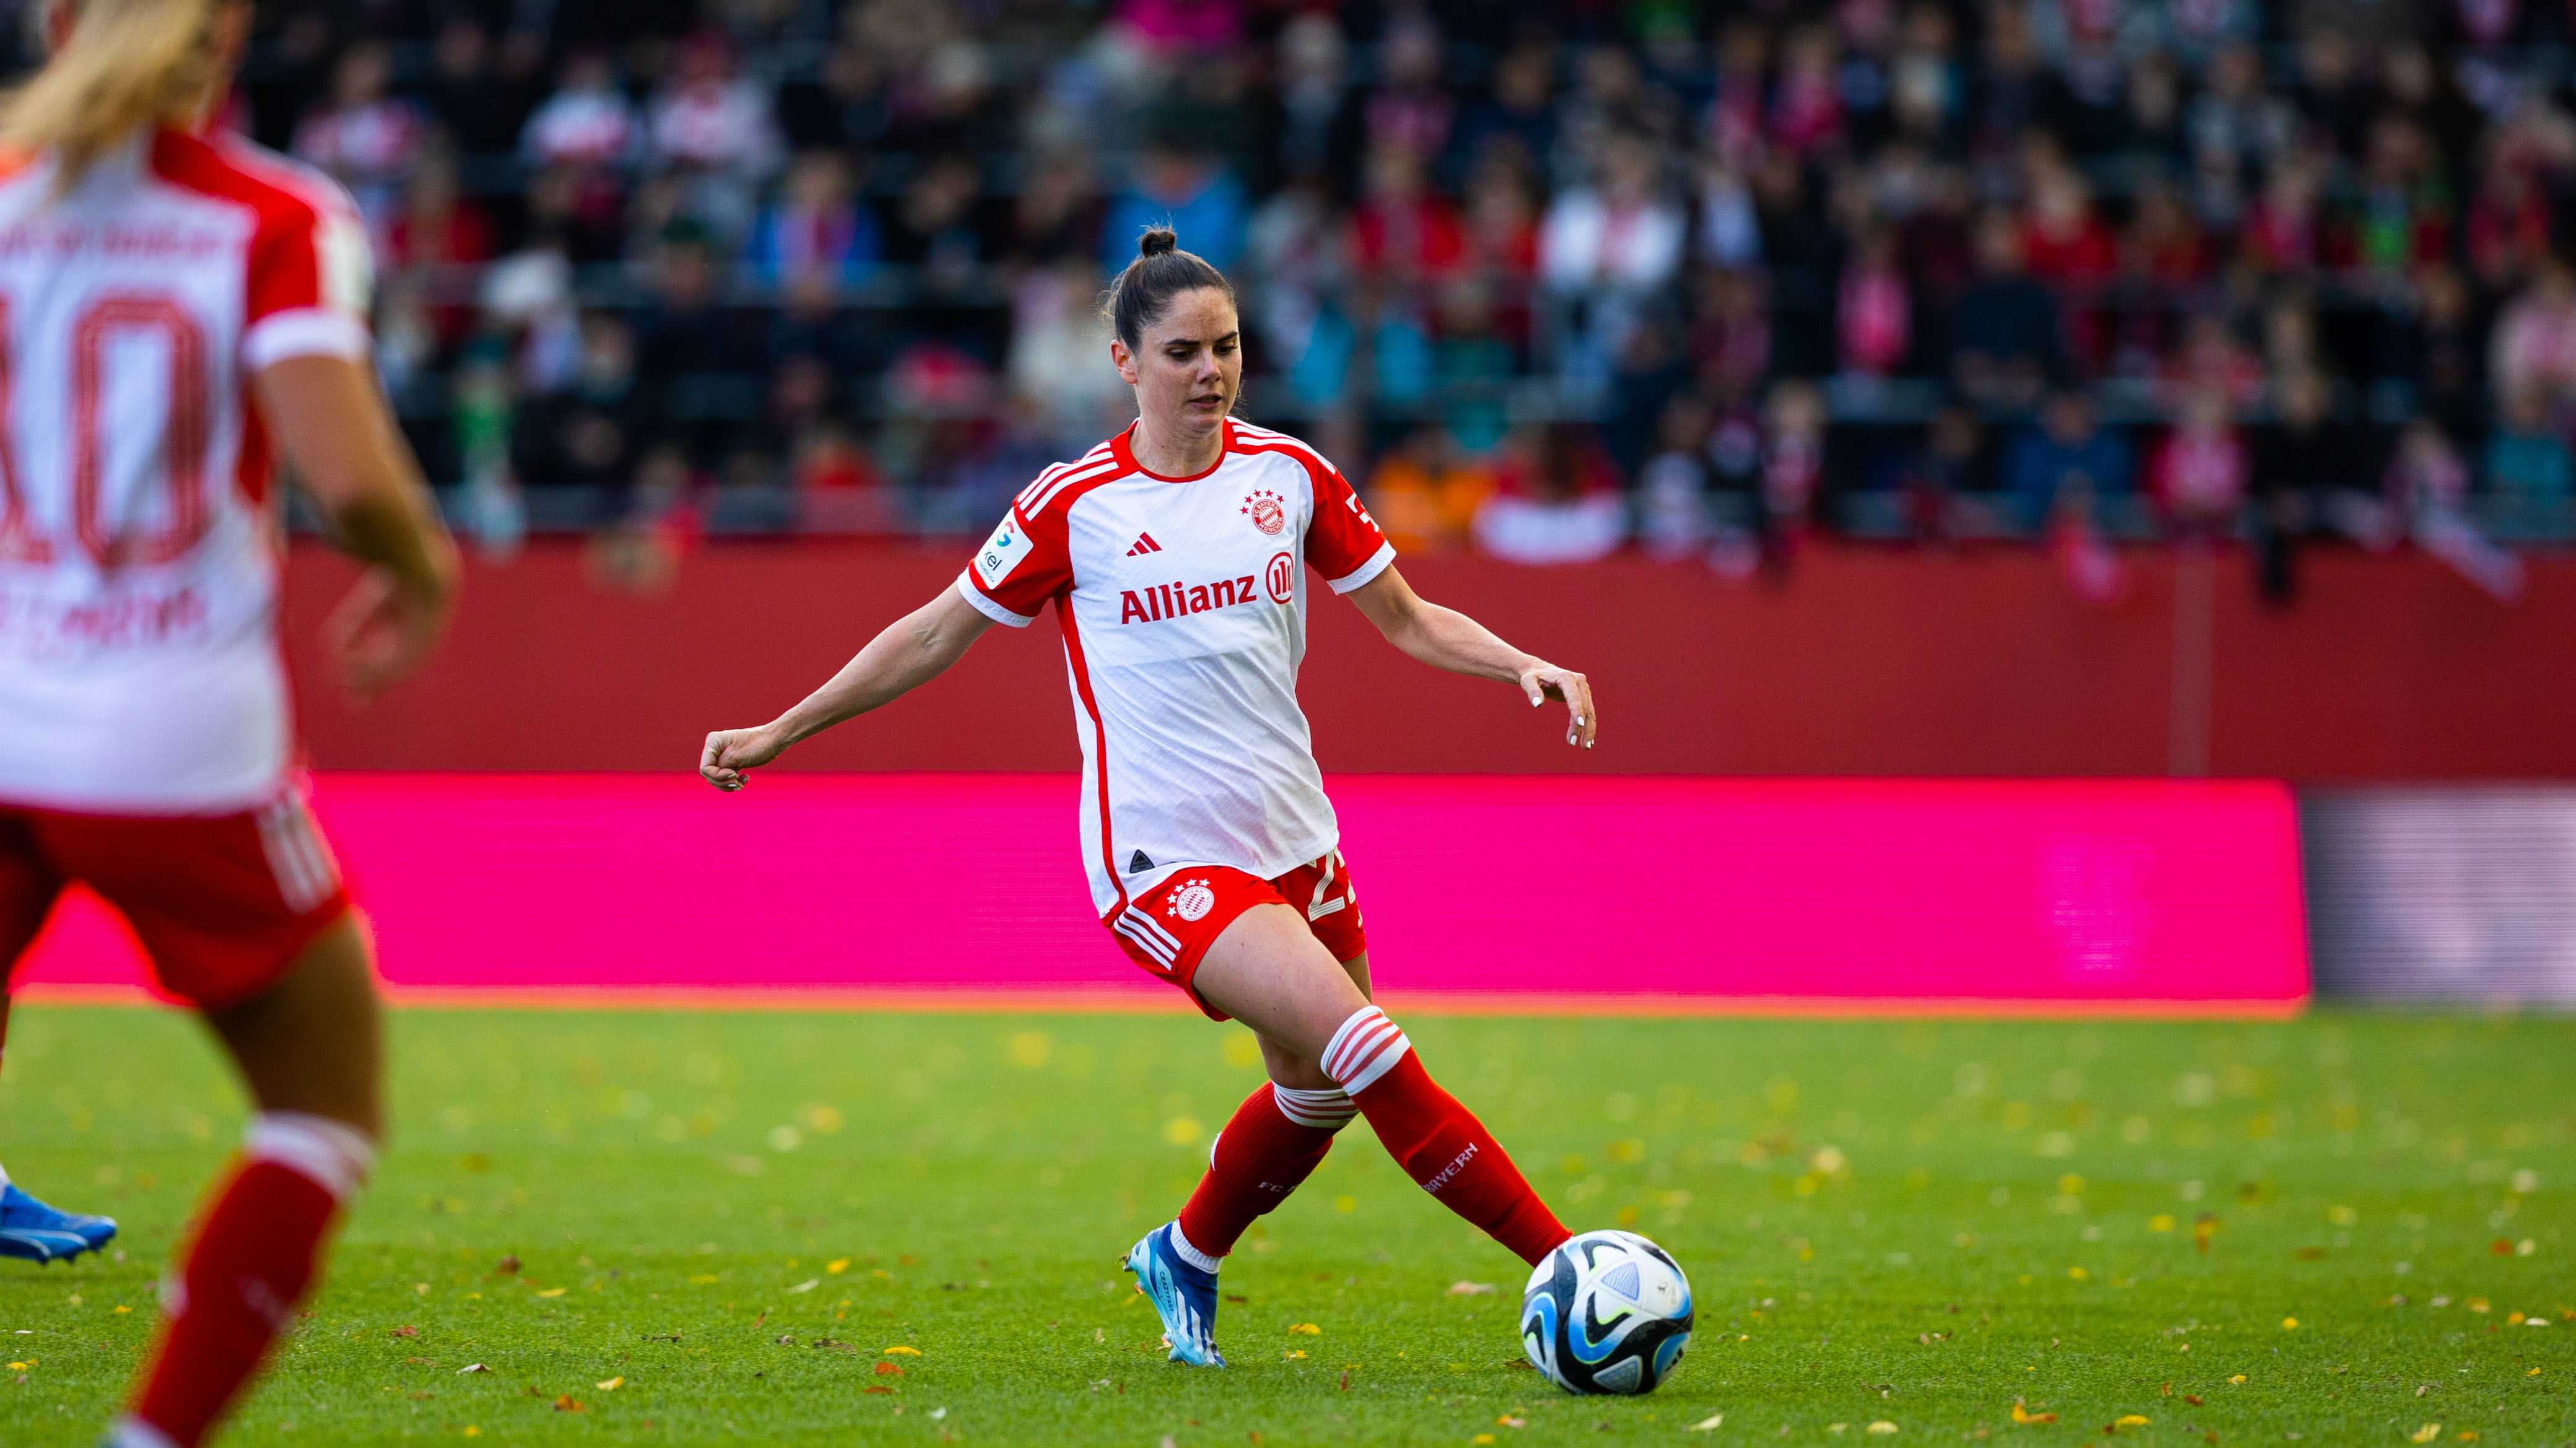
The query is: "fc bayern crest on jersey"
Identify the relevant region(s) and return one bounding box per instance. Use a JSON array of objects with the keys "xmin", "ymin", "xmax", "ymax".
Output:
[
  {"xmin": 1242, "ymin": 488, "xmax": 1287, "ymax": 536},
  {"xmin": 1165, "ymin": 878, "xmax": 1217, "ymax": 922}
]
